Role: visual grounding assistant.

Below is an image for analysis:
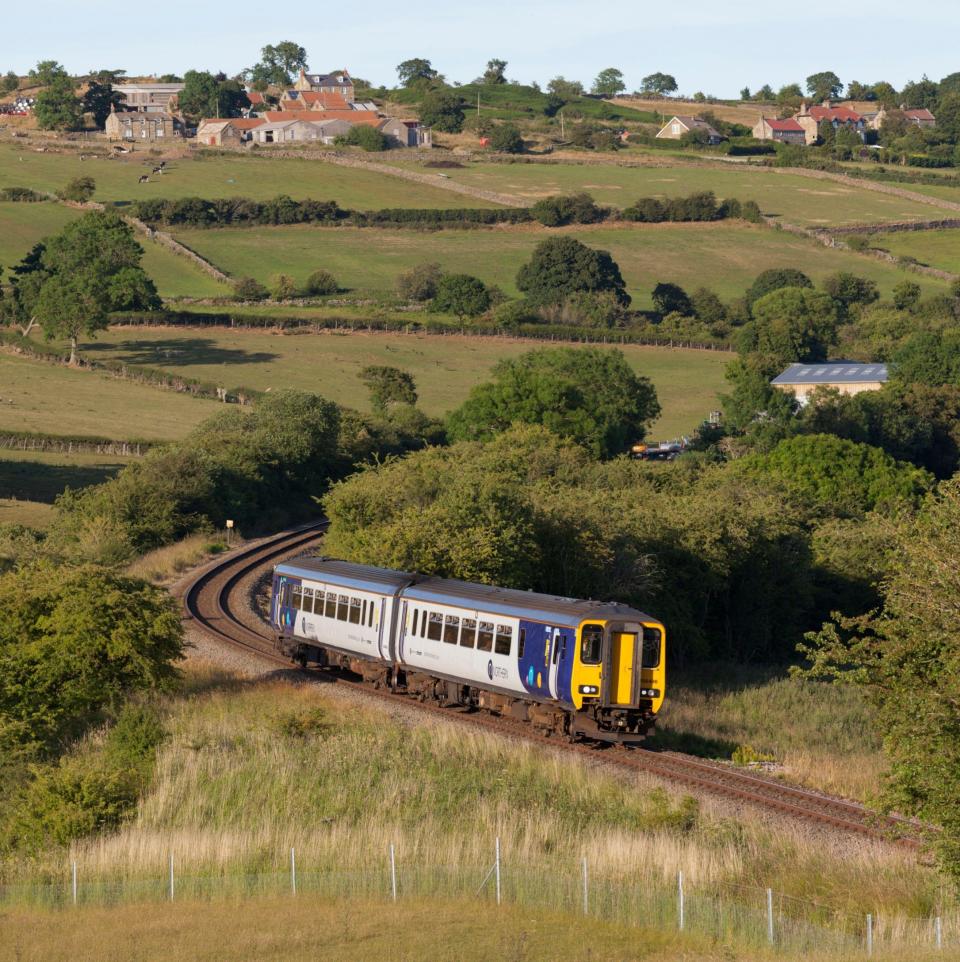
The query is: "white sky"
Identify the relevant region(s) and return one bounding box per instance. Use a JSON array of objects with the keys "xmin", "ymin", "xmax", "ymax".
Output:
[{"xmin": 2, "ymin": 0, "xmax": 958, "ymax": 97}]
